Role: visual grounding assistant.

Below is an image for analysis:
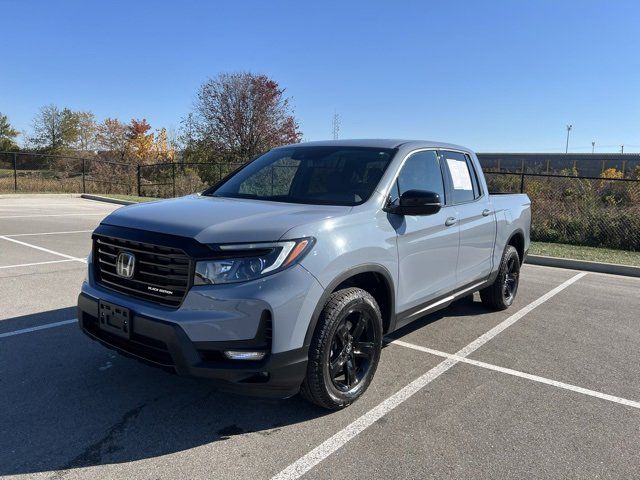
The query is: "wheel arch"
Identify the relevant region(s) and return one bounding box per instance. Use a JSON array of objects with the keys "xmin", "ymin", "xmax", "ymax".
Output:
[
  {"xmin": 506, "ymin": 229, "xmax": 526, "ymax": 264},
  {"xmin": 304, "ymin": 264, "xmax": 396, "ymax": 346}
]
